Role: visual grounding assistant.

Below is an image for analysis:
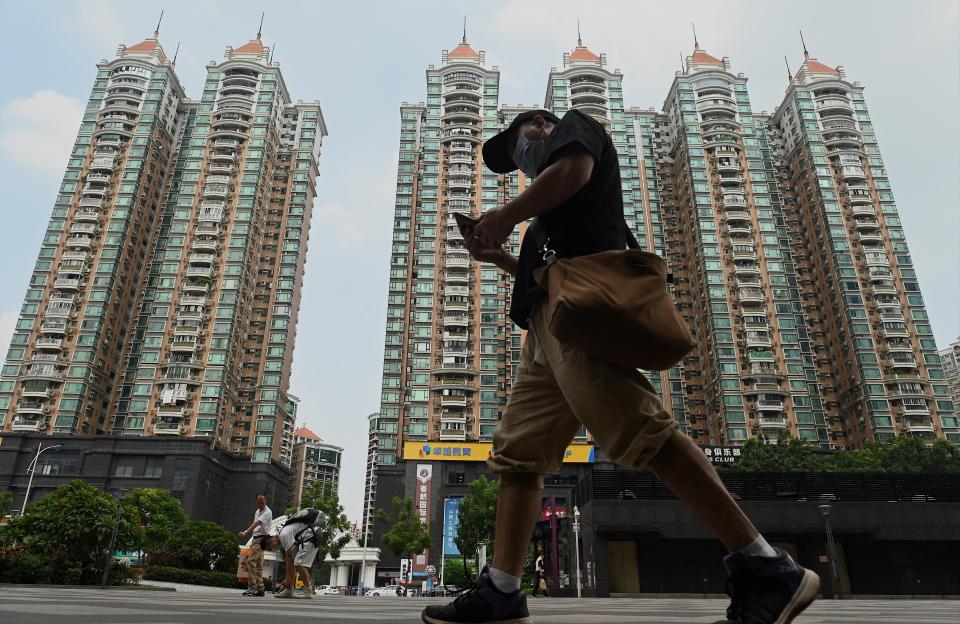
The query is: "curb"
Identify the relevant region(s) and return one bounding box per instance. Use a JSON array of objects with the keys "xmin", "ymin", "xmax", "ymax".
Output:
[{"xmin": 0, "ymin": 583, "xmax": 176, "ymax": 591}]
